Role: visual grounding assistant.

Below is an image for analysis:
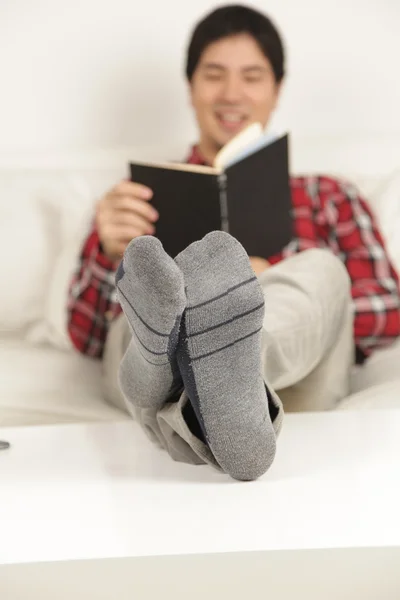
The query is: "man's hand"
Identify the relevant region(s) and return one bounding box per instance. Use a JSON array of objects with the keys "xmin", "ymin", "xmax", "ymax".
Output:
[
  {"xmin": 249, "ymin": 256, "xmax": 270, "ymax": 276},
  {"xmin": 96, "ymin": 181, "xmax": 159, "ymax": 262}
]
